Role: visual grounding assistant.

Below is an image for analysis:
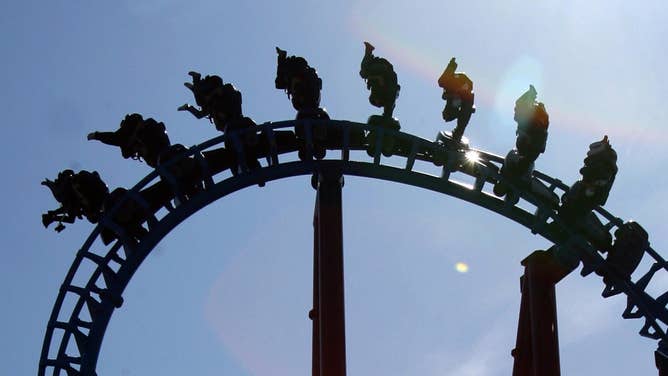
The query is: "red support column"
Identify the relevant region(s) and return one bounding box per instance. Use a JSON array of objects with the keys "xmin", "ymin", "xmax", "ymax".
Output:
[
  {"xmin": 656, "ymin": 343, "xmax": 668, "ymax": 376},
  {"xmin": 312, "ymin": 197, "xmax": 321, "ymax": 376},
  {"xmin": 512, "ymin": 250, "xmax": 572, "ymax": 376},
  {"xmin": 512, "ymin": 279, "xmax": 532, "ymax": 376},
  {"xmin": 312, "ymin": 170, "xmax": 346, "ymax": 376}
]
